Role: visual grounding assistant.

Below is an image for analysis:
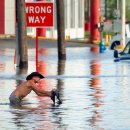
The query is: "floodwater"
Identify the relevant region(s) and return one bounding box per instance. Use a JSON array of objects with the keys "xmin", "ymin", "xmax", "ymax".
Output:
[{"xmin": 0, "ymin": 39, "xmax": 130, "ymax": 130}]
